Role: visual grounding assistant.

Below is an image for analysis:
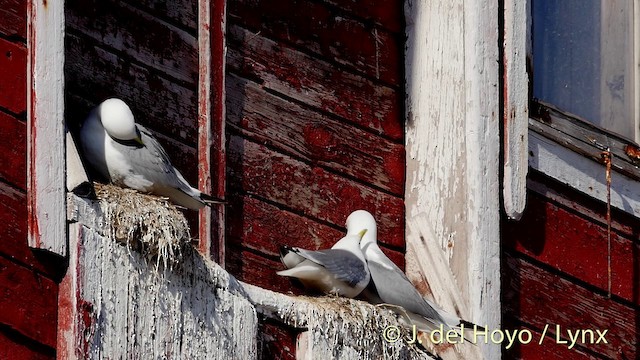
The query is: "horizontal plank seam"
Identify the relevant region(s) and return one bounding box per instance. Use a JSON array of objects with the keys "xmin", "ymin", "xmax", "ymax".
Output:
[
  {"xmin": 310, "ymin": 0, "xmax": 403, "ymax": 35},
  {"xmin": 225, "ymin": 193, "xmax": 406, "ymax": 253},
  {"xmin": 0, "ymin": 252, "xmax": 60, "ymax": 282},
  {"xmin": 504, "ymin": 249, "xmax": 640, "ymax": 311},
  {"xmin": 0, "ymin": 32, "xmax": 26, "ymax": 44},
  {"xmin": 526, "ymin": 171, "xmax": 640, "ymax": 244},
  {"xmin": 226, "ymin": 20, "xmax": 402, "ymax": 89},
  {"xmin": 0, "ymin": 323, "xmax": 56, "ymax": 356},
  {"xmin": 0, "ymin": 106, "xmax": 26, "ymax": 121},
  {"xmin": 0, "ymin": 178, "xmax": 26, "ymax": 193},
  {"xmin": 66, "ymin": 28, "xmax": 197, "ymax": 90},
  {"xmin": 227, "ymin": 126, "xmax": 404, "ymax": 197},
  {"xmin": 121, "ymin": 0, "xmax": 197, "ymax": 36},
  {"xmin": 234, "ymin": 74, "xmax": 404, "ymax": 144}
]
